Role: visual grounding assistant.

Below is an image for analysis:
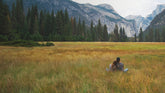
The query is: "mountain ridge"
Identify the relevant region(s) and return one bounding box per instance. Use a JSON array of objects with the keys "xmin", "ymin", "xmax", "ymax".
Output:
[
  {"xmin": 145, "ymin": 9, "xmax": 165, "ymax": 31},
  {"xmin": 126, "ymin": 4, "xmax": 165, "ymax": 32},
  {"xmin": 3, "ymin": 0, "xmax": 137, "ymax": 37}
]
